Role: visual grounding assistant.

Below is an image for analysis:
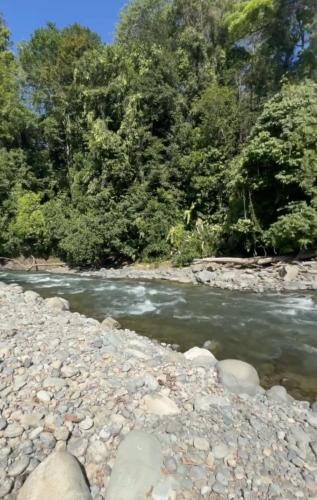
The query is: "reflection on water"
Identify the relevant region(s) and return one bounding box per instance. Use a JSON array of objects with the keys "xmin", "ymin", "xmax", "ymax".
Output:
[{"xmin": 1, "ymin": 270, "xmax": 317, "ymax": 400}]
